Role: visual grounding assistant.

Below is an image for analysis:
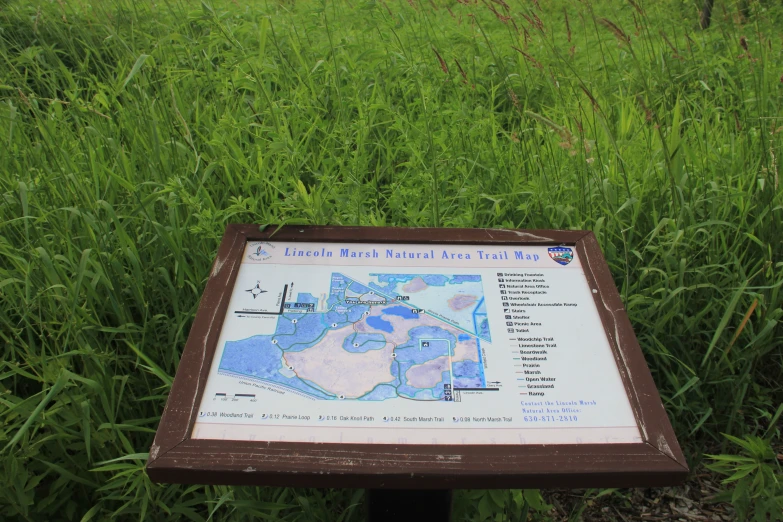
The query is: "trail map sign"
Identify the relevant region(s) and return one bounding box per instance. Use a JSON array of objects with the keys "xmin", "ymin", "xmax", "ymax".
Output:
[{"xmin": 147, "ymin": 226, "xmax": 687, "ymax": 489}]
